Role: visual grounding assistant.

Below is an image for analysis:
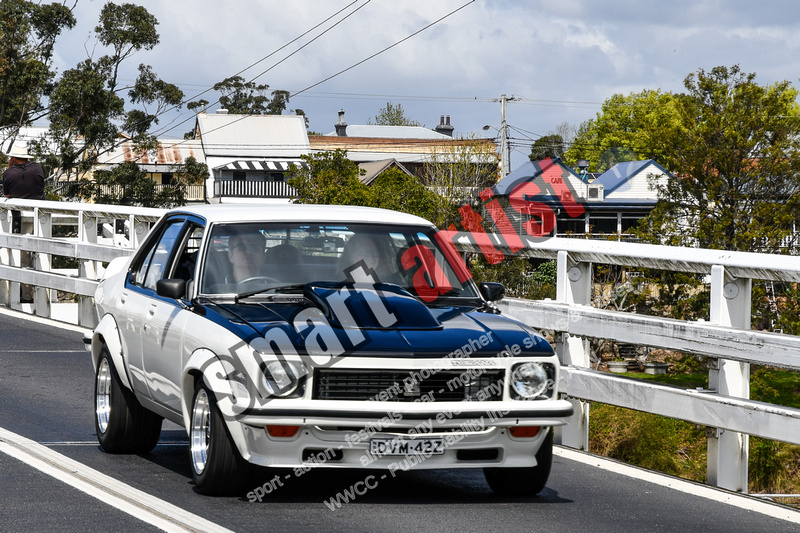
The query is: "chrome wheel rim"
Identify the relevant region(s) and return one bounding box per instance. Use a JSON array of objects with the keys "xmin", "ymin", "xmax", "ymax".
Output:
[
  {"xmin": 190, "ymin": 388, "xmax": 211, "ymax": 475},
  {"xmin": 95, "ymin": 358, "xmax": 112, "ymax": 434}
]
